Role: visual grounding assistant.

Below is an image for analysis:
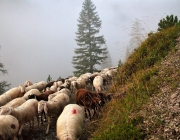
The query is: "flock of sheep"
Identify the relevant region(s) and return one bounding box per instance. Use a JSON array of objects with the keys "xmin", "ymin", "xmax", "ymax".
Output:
[{"xmin": 0, "ymin": 66, "xmax": 117, "ymax": 140}]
